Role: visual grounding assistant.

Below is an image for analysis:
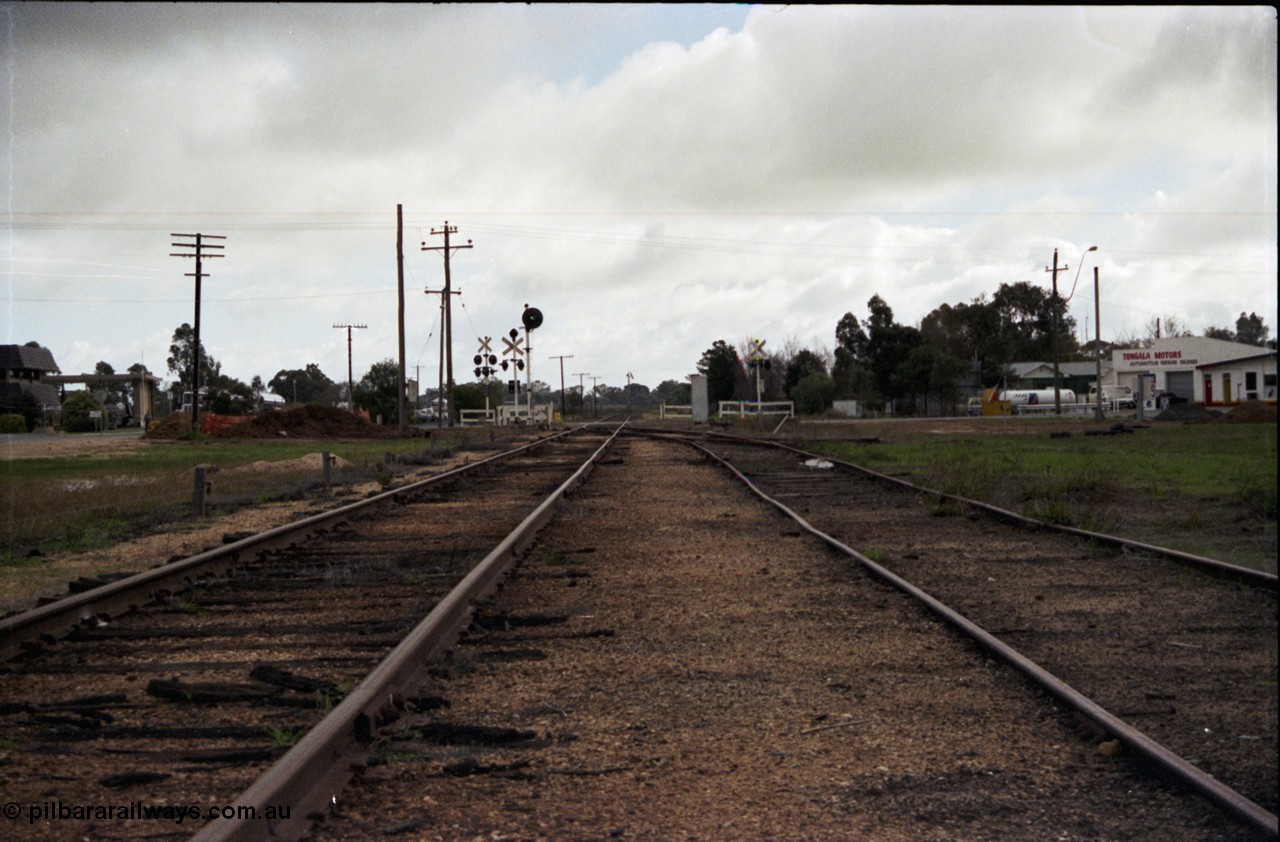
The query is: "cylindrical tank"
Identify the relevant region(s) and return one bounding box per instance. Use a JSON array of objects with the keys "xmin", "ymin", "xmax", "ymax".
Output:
[{"xmin": 1001, "ymin": 388, "xmax": 1077, "ymax": 406}]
